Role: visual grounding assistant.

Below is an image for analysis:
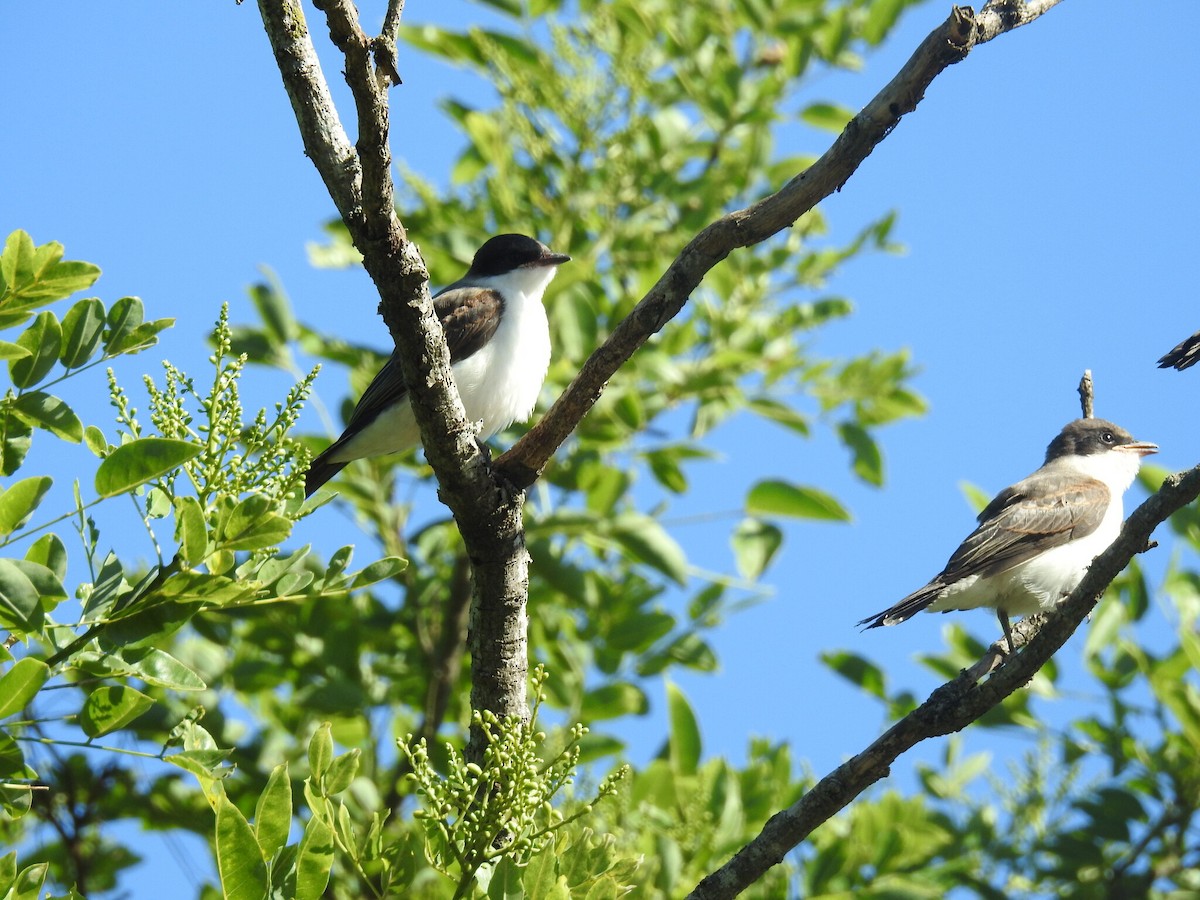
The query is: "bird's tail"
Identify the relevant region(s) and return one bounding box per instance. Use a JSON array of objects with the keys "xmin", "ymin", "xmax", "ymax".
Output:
[
  {"xmin": 304, "ymin": 451, "xmax": 346, "ymax": 497},
  {"xmin": 857, "ymin": 583, "xmax": 945, "ymax": 630},
  {"xmin": 1158, "ymin": 330, "xmax": 1200, "ymax": 370}
]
